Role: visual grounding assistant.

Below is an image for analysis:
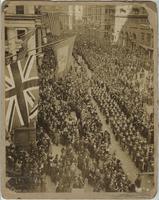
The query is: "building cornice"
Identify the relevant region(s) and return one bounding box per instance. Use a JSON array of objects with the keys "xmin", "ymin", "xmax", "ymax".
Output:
[{"xmin": 5, "ymin": 14, "xmax": 42, "ymax": 21}]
